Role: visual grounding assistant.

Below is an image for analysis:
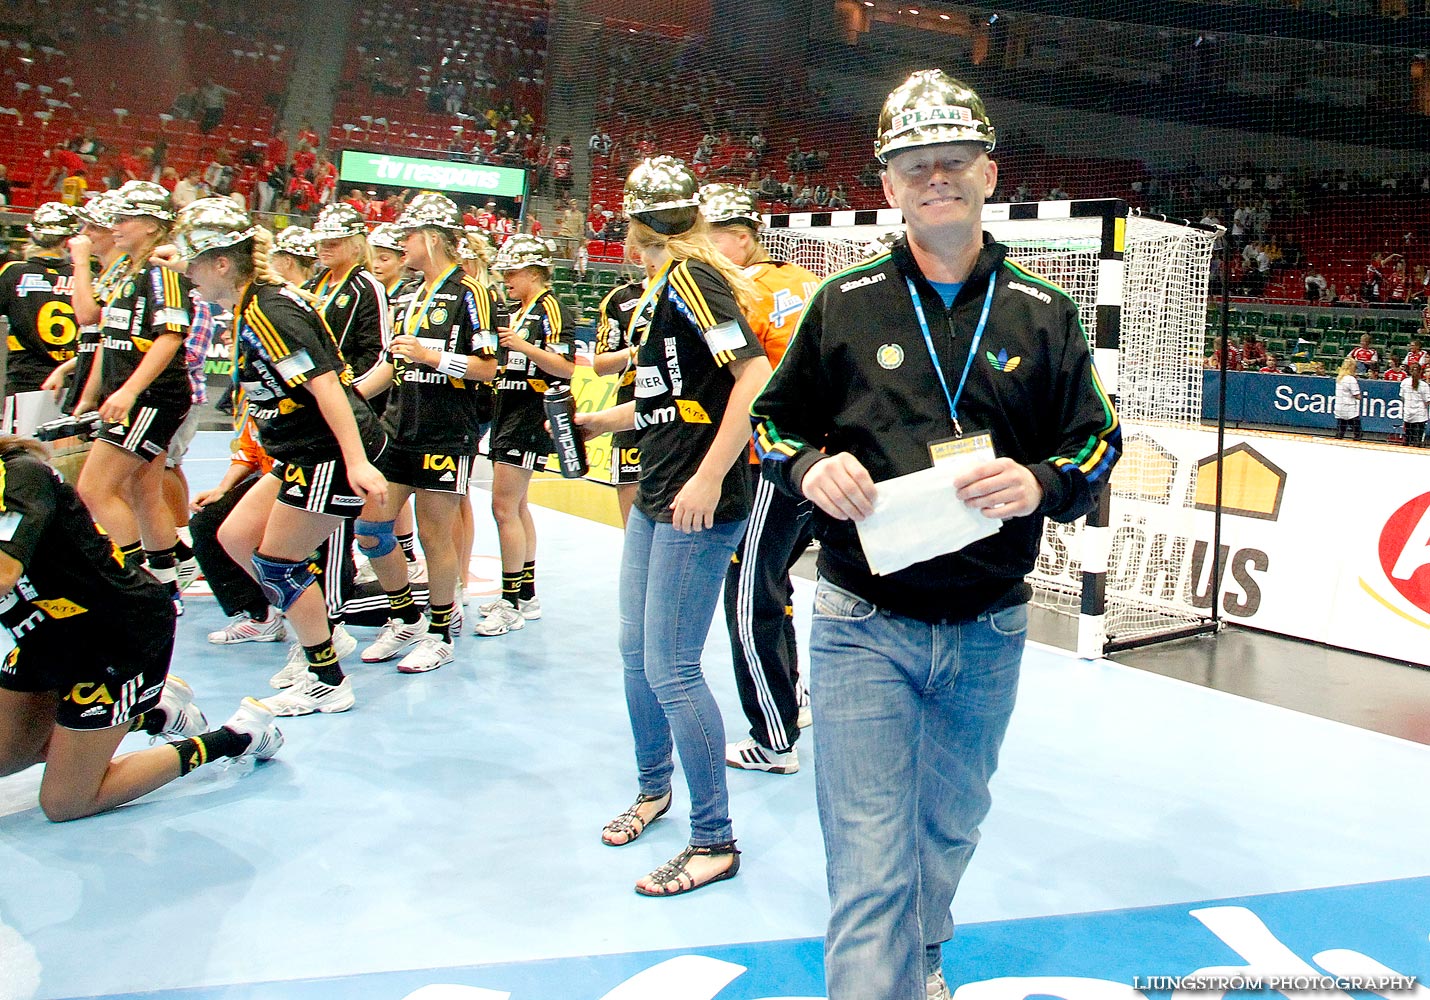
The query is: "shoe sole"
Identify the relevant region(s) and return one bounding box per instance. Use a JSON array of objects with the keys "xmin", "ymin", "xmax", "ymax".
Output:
[
  {"xmin": 397, "ymin": 654, "xmax": 454, "ymax": 674},
  {"xmin": 360, "ymin": 638, "xmax": 425, "ymax": 663},
  {"xmin": 725, "ymin": 759, "xmax": 799, "ymax": 775},
  {"xmin": 208, "ymin": 631, "xmax": 286, "ymax": 645},
  {"xmin": 265, "ymin": 693, "xmax": 356, "ymax": 716}
]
